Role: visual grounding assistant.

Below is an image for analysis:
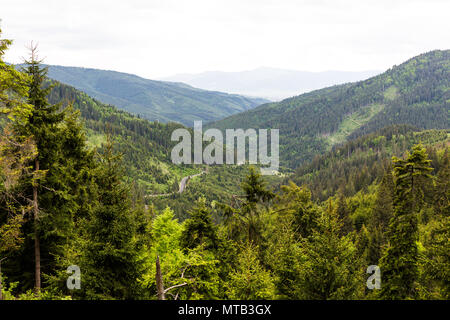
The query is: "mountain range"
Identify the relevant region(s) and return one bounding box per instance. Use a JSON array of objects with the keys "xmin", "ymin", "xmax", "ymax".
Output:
[
  {"xmin": 161, "ymin": 67, "xmax": 381, "ymax": 101},
  {"xmin": 208, "ymin": 50, "xmax": 450, "ymax": 168},
  {"xmin": 36, "ymin": 65, "xmax": 269, "ymax": 126}
]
